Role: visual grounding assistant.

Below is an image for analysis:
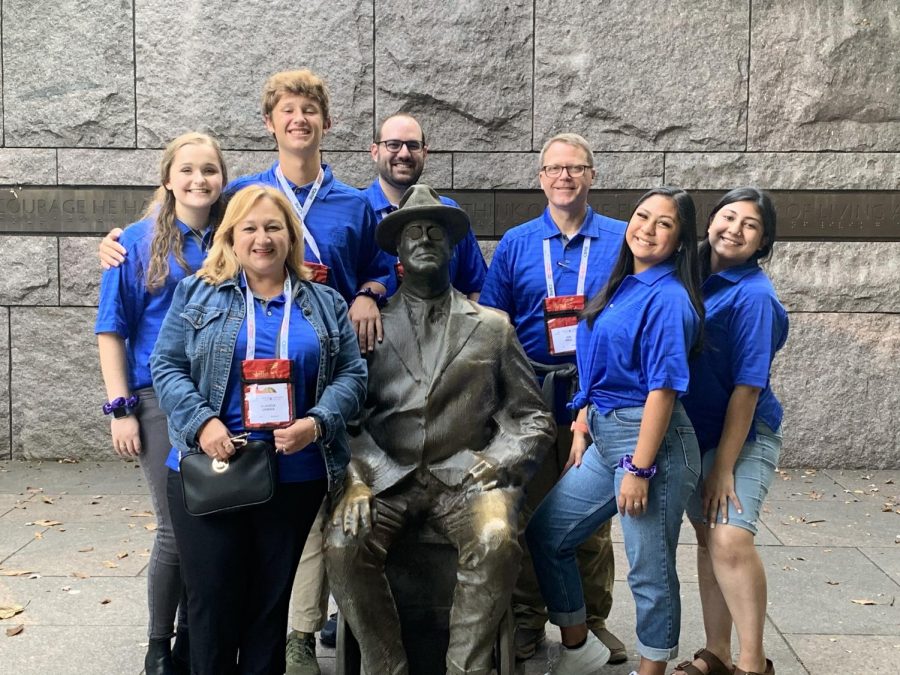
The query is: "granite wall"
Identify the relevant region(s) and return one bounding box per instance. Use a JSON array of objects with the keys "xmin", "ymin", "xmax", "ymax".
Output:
[{"xmin": 0, "ymin": 1, "xmax": 898, "ymax": 467}]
